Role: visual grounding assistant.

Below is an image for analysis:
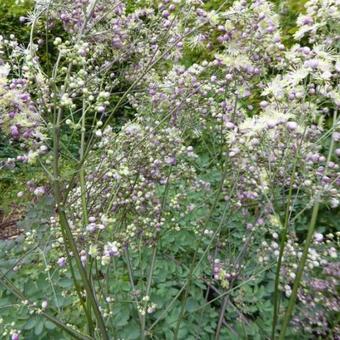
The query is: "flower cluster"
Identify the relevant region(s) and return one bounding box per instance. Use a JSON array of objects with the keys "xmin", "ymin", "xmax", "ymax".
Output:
[
  {"xmin": 295, "ymin": 0, "xmax": 340, "ymax": 43},
  {"xmin": 224, "ymin": 109, "xmax": 340, "ymax": 208},
  {"xmin": 130, "ymin": 0, "xmax": 286, "ymax": 136},
  {"xmin": 0, "ymin": 38, "xmax": 45, "ymax": 146},
  {"xmin": 258, "ymin": 231, "xmax": 339, "ymax": 336},
  {"xmin": 0, "ymin": 0, "xmax": 339, "ymax": 338},
  {"xmin": 65, "ymin": 118, "xmax": 198, "ymax": 265}
]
